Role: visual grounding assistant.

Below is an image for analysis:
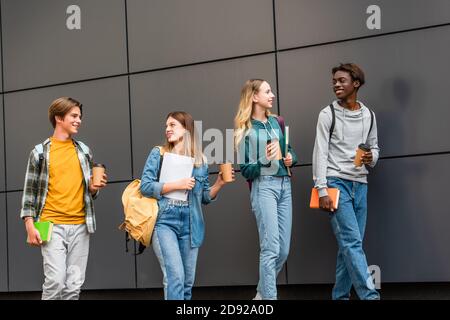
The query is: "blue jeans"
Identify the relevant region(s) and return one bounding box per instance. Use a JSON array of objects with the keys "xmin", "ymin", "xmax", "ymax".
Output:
[
  {"xmin": 327, "ymin": 177, "xmax": 380, "ymax": 300},
  {"xmin": 152, "ymin": 203, "xmax": 199, "ymax": 300},
  {"xmin": 251, "ymin": 175, "xmax": 292, "ymax": 300}
]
